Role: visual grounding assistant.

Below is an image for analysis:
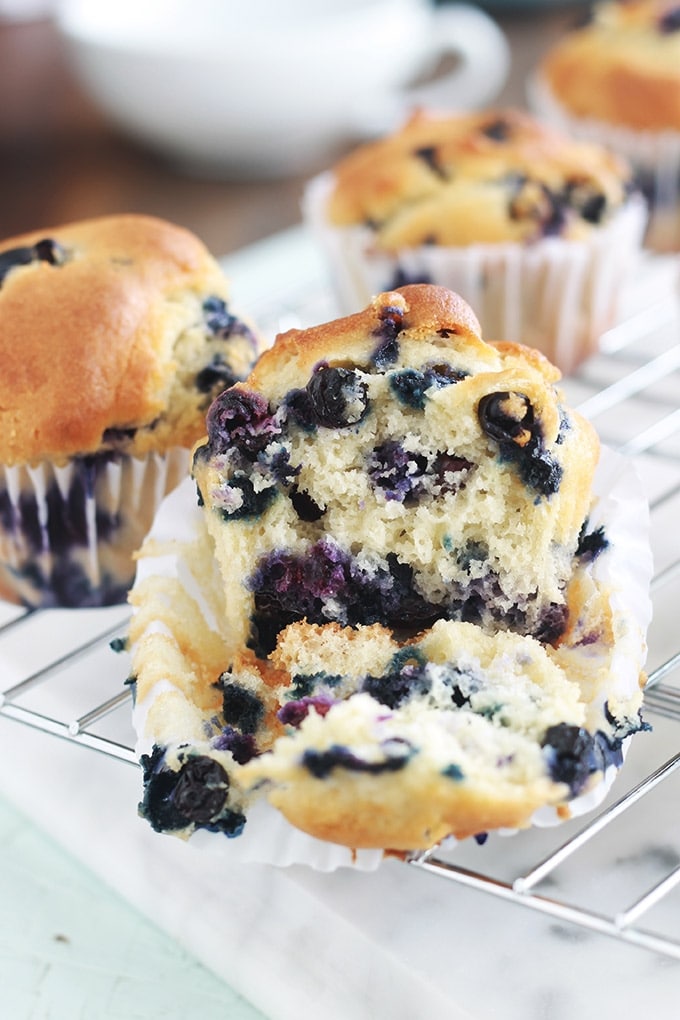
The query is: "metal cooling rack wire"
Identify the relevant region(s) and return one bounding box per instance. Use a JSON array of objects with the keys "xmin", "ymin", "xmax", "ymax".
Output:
[{"xmin": 0, "ymin": 610, "xmax": 137, "ymax": 764}]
